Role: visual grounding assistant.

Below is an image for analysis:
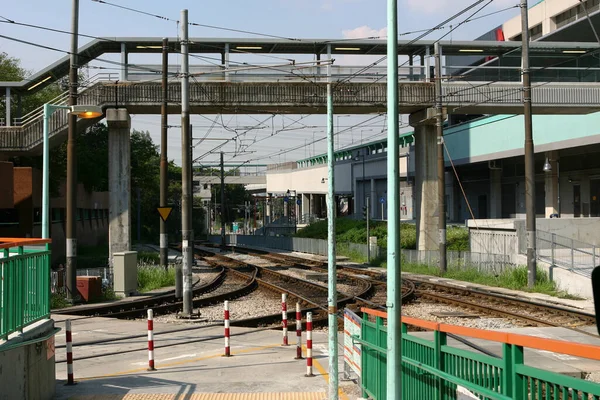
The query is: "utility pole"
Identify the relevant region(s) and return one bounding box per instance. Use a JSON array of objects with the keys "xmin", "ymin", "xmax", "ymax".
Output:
[
  {"xmin": 220, "ymin": 151, "xmax": 226, "ymax": 250},
  {"xmin": 160, "ymin": 37, "xmax": 169, "ymax": 271},
  {"xmin": 325, "ymin": 44, "xmax": 338, "ymax": 400},
  {"xmin": 366, "ymin": 198, "xmax": 370, "ymax": 263},
  {"xmin": 66, "ymin": 0, "xmax": 79, "ymax": 302},
  {"xmin": 386, "ymin": 0, "xmax": 402, "ymax": 398},
  {"xmin": 521, "ymin": 0, "xmax": 537, "ymax": 288},
  {"xmin": 435, "ymin": 42, "xmax": 447, "ymax": 273},
  {"xmin": 180, "ymin": 9, "xmax": 193, "ymax": 315}
]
